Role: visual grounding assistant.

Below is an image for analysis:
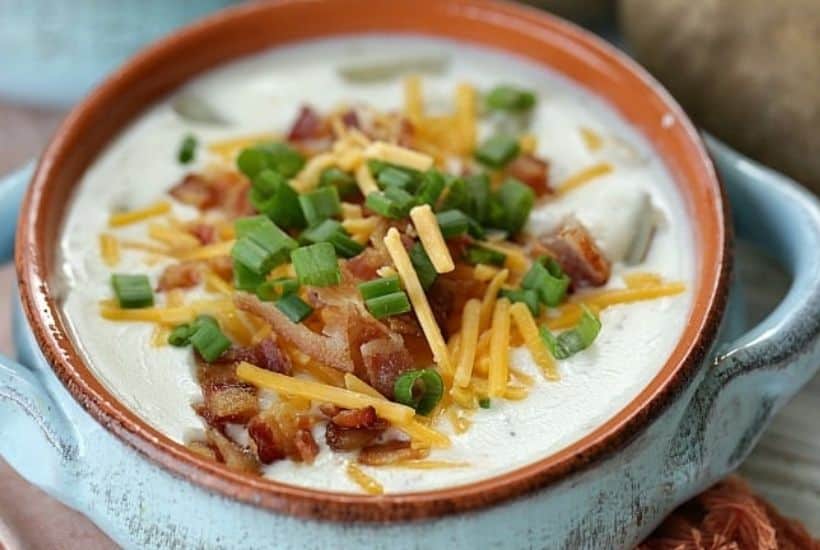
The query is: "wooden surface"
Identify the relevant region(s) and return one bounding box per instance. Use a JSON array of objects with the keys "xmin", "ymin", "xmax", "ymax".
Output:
[{"xmin": 0, "ymin": 101, "xmax": 817, "ymax": 548}]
